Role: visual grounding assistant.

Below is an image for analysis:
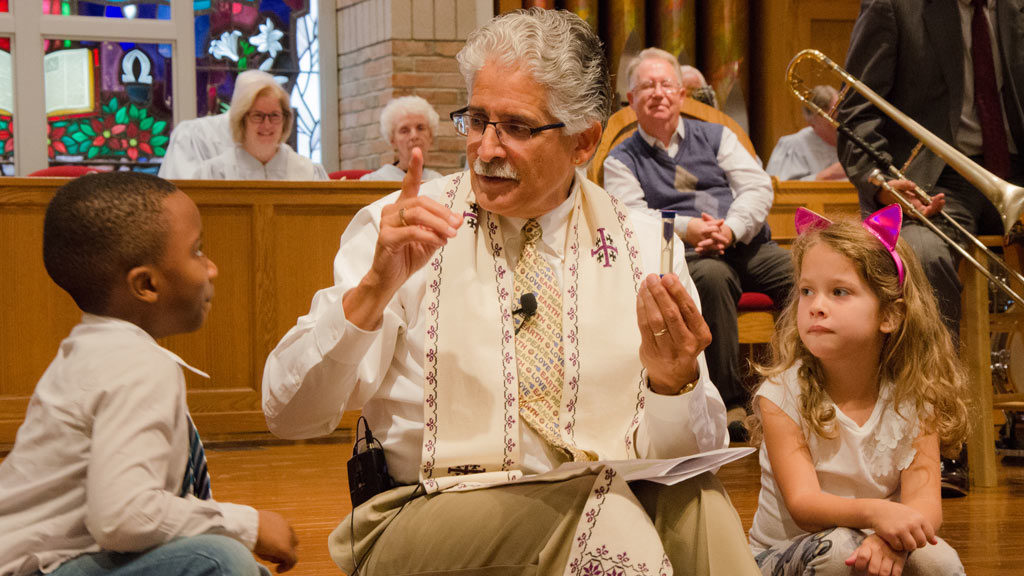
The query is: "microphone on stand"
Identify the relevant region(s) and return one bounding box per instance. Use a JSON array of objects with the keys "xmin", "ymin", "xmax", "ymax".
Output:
[{"xmin": 513, "ymin": 292, "xmax": 537, "ymax": 335}]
